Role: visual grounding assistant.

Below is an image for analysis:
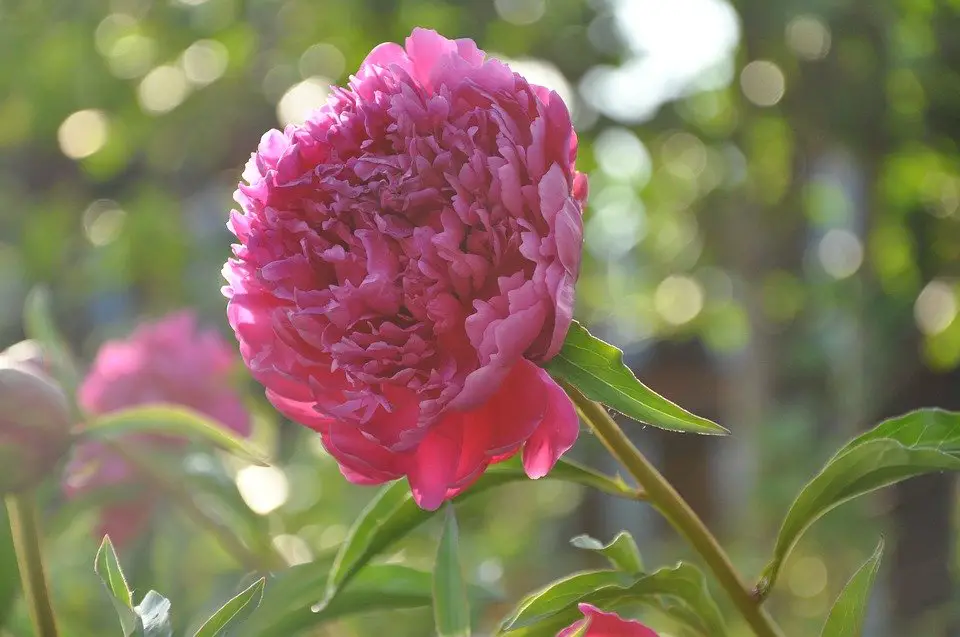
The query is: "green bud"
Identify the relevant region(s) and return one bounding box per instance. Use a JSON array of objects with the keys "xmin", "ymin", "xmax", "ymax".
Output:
[{"xmin": 0, "ymin": 356, "xmax": 73, "ymax": 494}]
